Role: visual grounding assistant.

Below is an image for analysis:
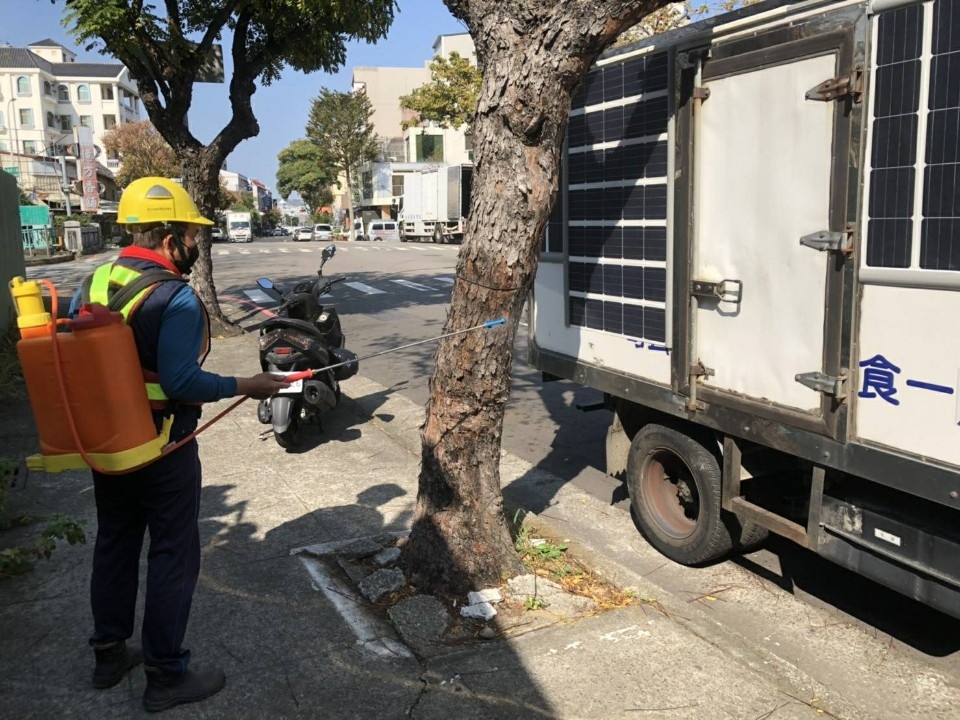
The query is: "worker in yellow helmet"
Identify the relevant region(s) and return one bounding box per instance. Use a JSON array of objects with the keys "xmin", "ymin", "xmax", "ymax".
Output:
[{"xmin": 73, "ymin": 177, "xmax": 289, "ymax": 713}]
